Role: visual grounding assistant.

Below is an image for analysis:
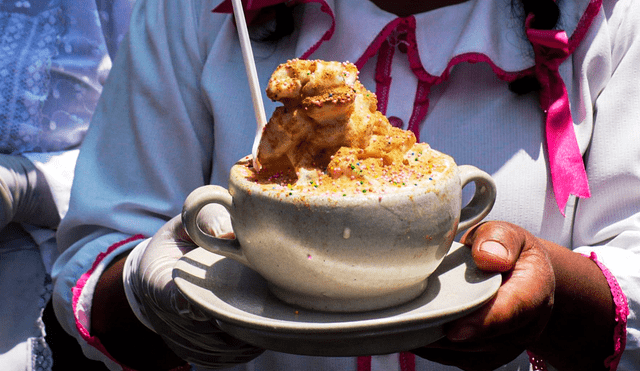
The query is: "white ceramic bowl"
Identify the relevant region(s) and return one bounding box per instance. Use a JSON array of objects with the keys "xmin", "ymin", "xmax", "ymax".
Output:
[{"xmin": 183, "ymin": 156, "xmax": 496, "ymax": 312}]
